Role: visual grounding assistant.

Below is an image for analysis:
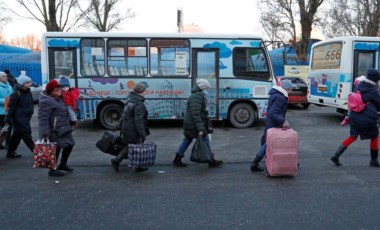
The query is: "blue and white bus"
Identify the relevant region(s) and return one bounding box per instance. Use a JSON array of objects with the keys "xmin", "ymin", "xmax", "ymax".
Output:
[
  {"xmin": 308, "ymin": 36, "xmax": 380, "ymax": 113},
  {"xmin": 41, "ymin": 32, "xmax": 276, "ymax": 129}
]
